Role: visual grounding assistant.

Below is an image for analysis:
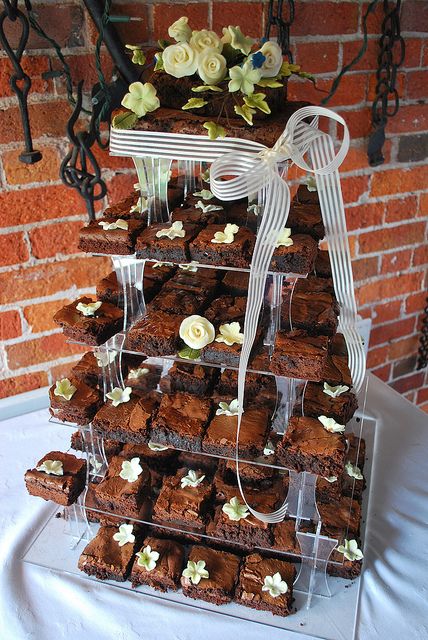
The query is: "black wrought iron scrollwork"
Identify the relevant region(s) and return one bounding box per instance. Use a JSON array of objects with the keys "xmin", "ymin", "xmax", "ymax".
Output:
[
  {"xmin": 265, "ymin": 0, "xmax": 295, "ymax": 61},
  {"xmin": 0, "ymin": 0, "xmax": 42, "ymax": 163}
]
